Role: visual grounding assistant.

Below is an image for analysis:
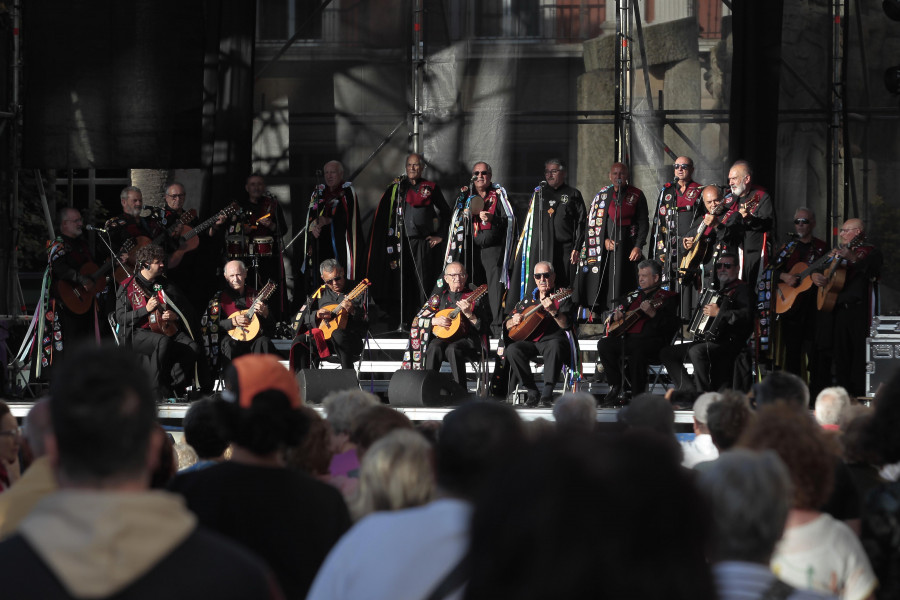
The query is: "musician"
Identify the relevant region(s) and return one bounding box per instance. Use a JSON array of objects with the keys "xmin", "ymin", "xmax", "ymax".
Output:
[
  {"xmin": 443, "ymin": 162, "xmax": 516, "ymax": 337},
  {"xmin": 423, "ymin": 262, "xmax": 491, "ymax": 386},
  {"xmin": 115, "ymin": 244, "xmax": 207, "ymax": 399},
  {"xmin": 104, "ymin": 186, "xmax": 166, "ymax": 260},
  {"xmin": 223, "ymin": 173, "xmax": 287, "ymax": 316},
  {"xmin": 208, "ymin": 260, "xmax": 277, "ymax": 367},
  {"xmin": 681, "ymin": 185, "xmax": 741, "ymax": 289},
  {"xmin": 659, "ymin": 252, "xmax": 753, "ymax": 393},
  {"xmin": 508, "ymin": 158, "xmax": 586, "ymax": 305},
  {"xmin": 770, "ymin": 208, "xmax": 828, "ymax": 377},
  {"xmin": 810, "ymin": 218, "xmax": 882, "ymax": 397},
  {"xmin": 725, "ymin": 160, "xmax": 773, "ymax": 284},
  {"xmin": 576, "ymin": 162, "xmax": 648, "ymax": 313},
  {"xmin": 504, "ymin": 262, "xmax": 574, "ymax": 408},
  {"xmin": 596, "ymin": 260, "xmax": 679, "ymax": 407},
  {"xmin": 650, "ymin": 156, "xmax": 702, "ymax": 317},
  {"xmin": 296, "ymin": 259, "xmax": 373, "ymax": 369},
  {"xmin": 301, "ymin": 161, "xmax": 364, "ymax": 297},
  {"xmin": 367, "ymin": 153, "xmax": 451, "ymax": 330}
]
